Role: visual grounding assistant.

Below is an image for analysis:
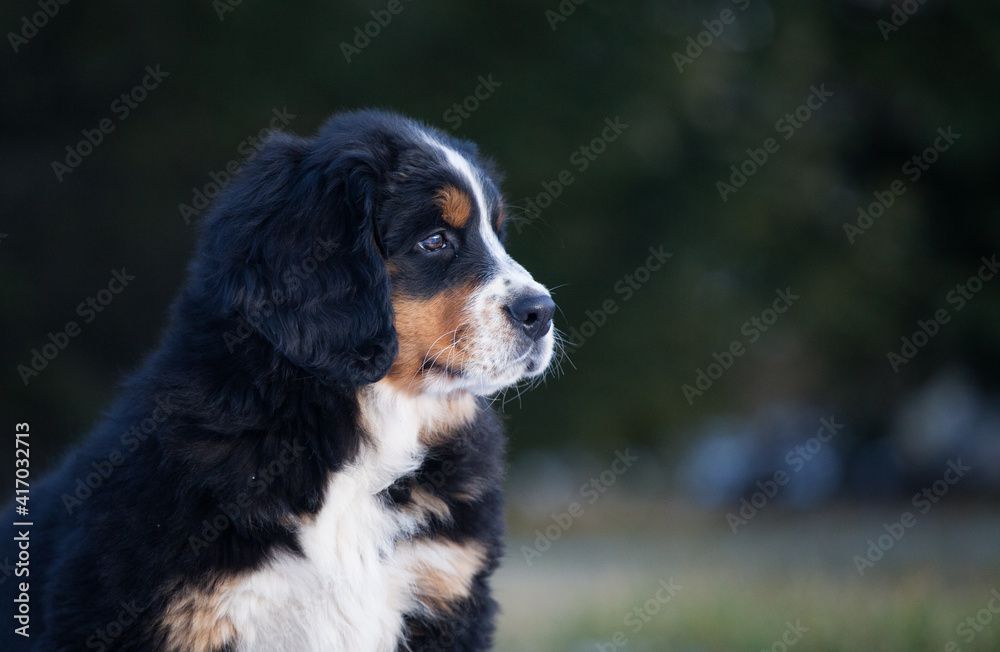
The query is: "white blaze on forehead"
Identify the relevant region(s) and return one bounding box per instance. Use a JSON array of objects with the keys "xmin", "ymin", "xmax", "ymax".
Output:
[
  {"xmin": 412, "ymin": 130, "xmax": 555, "ymax": 395},
  {"xmin": 419, "ymin": 133, "xmax": 509, "ymax": 263}
]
